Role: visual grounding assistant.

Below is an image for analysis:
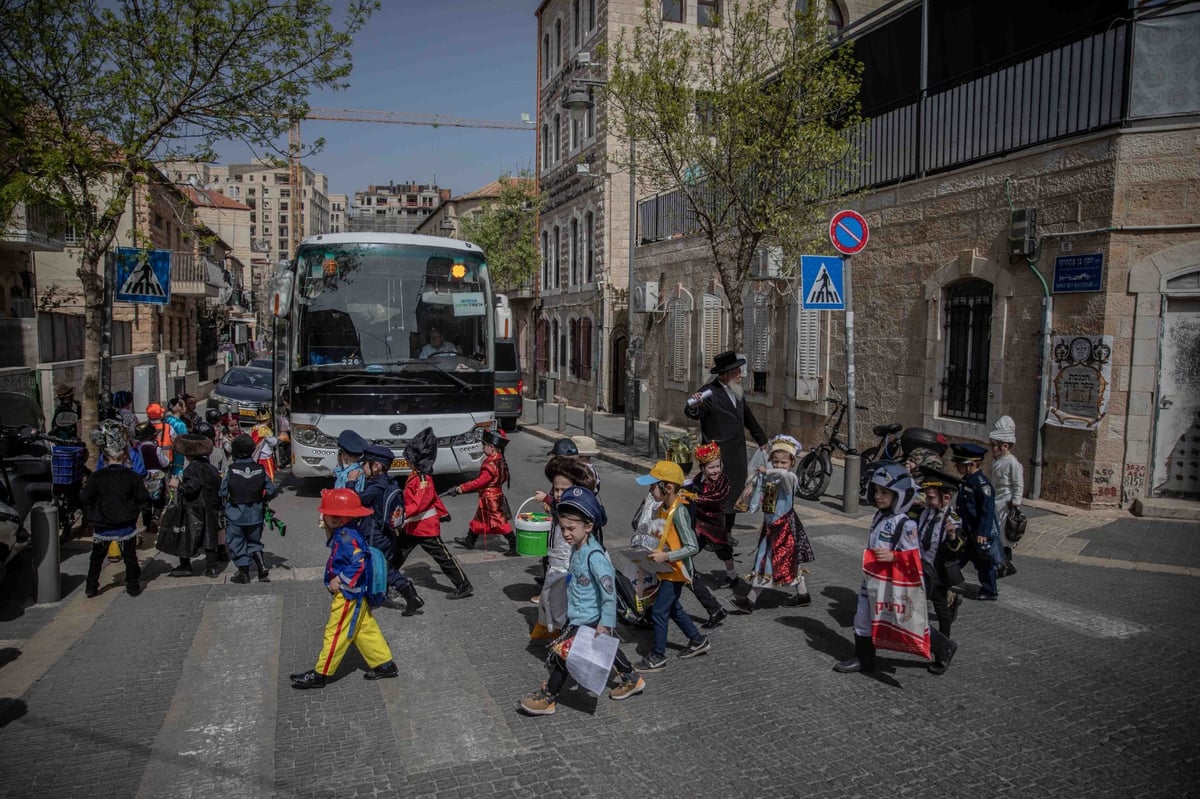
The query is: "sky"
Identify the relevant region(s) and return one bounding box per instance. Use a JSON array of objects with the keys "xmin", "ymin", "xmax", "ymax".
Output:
[{"xmin": 220, "ymin": 1, "xmax": 539, "ymax": 198}]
